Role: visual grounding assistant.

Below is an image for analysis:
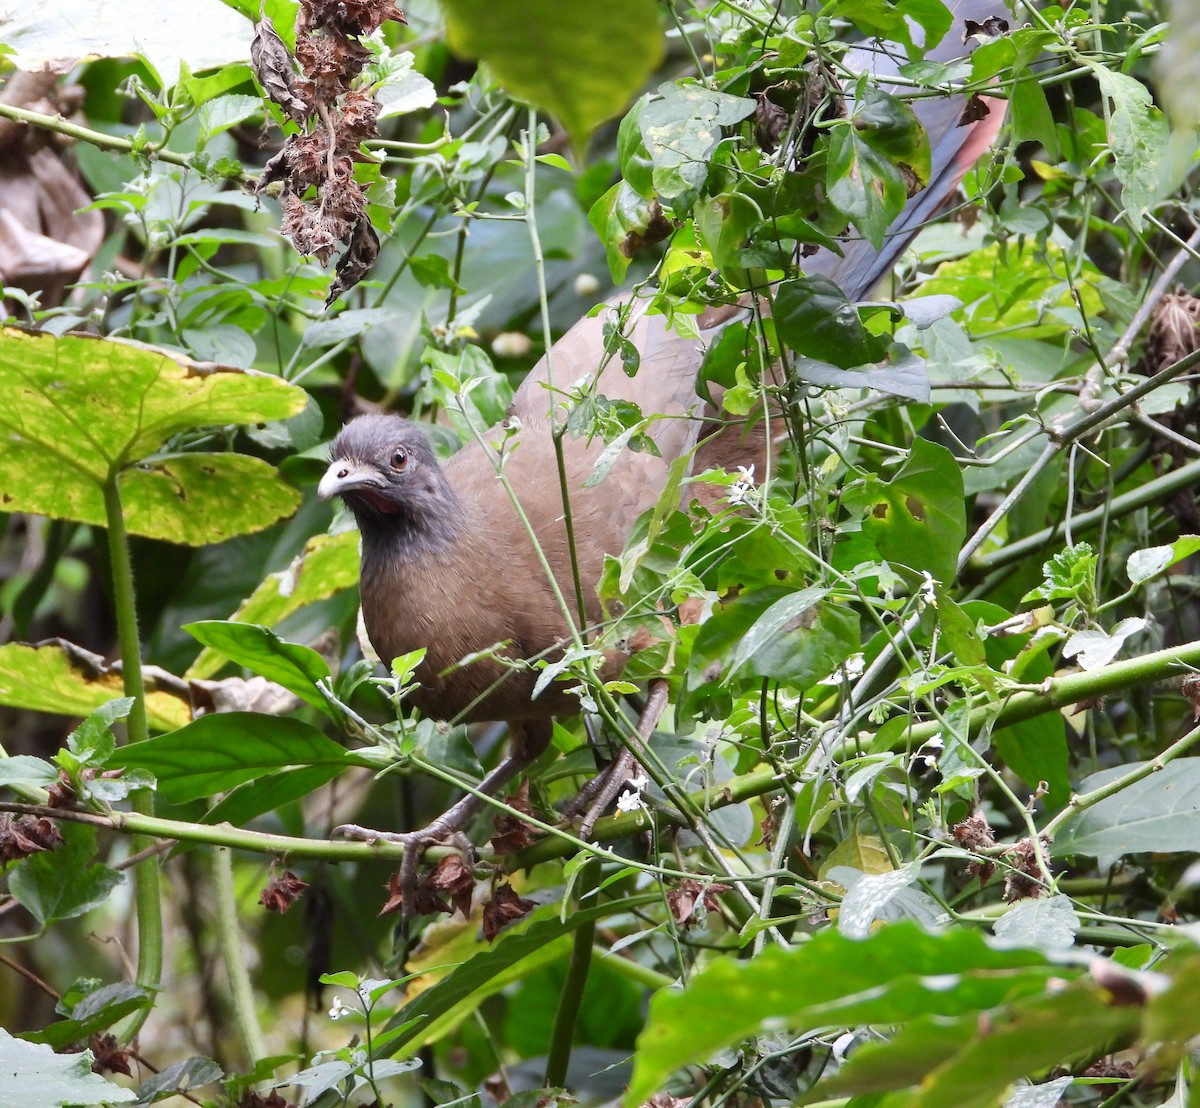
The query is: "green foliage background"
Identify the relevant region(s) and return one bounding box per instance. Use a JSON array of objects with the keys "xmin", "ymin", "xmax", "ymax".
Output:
[{"xmin": 3, "ymin": 0, "xmax": 1200, "ymax": 1105}]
